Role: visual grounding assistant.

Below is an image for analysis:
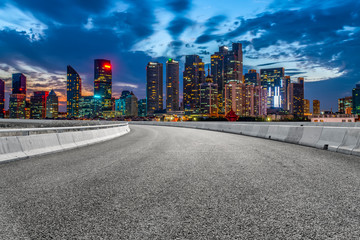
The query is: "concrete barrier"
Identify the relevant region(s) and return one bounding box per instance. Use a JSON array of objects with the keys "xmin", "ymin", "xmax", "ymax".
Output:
[
  {"xmin": 0, "ymin": 124, "xmax": 130, "ymax": 163},
  {"xmin": 338, "ymin": 128, "xmax": 360, "ymax": 155},
  {"xmin": 298, "ymin": 127, "xmax": 323, "ymax": 147},
  {"xmin": 285, "ymin": 126, "xmax": 304, "ymax": 144},
  {"xmin": 265, "ymin": 125, "xmax": 291, "ymax": 141},
  {"xmin": 315, "ymin": 127, "xmax": 347, "ymax": 151}
]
